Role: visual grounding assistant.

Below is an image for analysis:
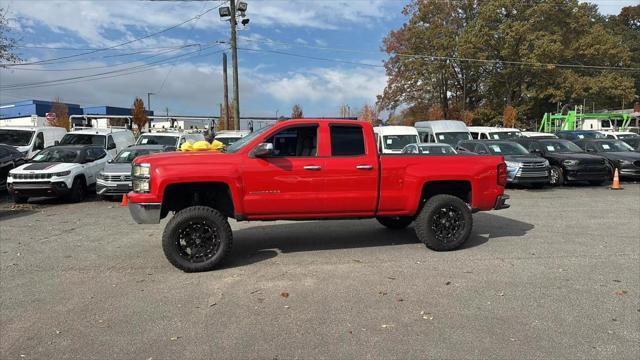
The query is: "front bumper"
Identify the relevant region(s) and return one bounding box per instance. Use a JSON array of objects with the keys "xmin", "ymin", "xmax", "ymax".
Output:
[
  {"xmin": 494, "ymin": 194, "xmax": 510, "ymax": 210},
  {"xmin": 129, "ymin": 202, "xmax": 162, "ymax": 224},
  {"xmin": 96, "ymin": 179, "xmax": 132, "ymax": 195},
  {"xmin": 619, "ymin": 165, "xmax": 640, "ymax": 179},
  {"xmin": 564, "ymin": 166, "xmax": 610, "ymax": 182},
  {"xmin": 8, "ymin": 181, "xmax": 70, "ymax": 198}
]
